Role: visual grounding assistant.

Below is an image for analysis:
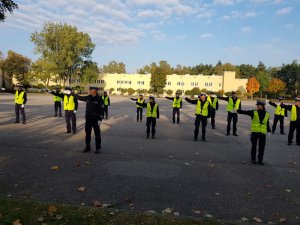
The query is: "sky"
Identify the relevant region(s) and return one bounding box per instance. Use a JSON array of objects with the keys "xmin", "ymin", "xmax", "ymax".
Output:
[{"xmin": 0, "ymin": 0, "xmax": 300, "ymax": 73}]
